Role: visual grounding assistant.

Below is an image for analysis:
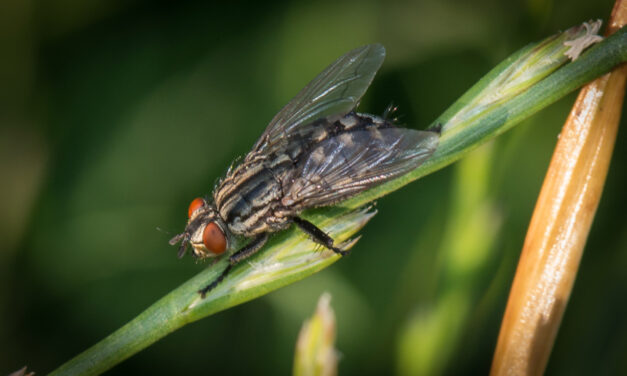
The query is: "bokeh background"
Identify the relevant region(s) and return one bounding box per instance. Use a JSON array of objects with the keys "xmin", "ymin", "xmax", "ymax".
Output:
[{"xmin": 1, "ymin": 0, "xmax": 625, "ymax": 375}]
